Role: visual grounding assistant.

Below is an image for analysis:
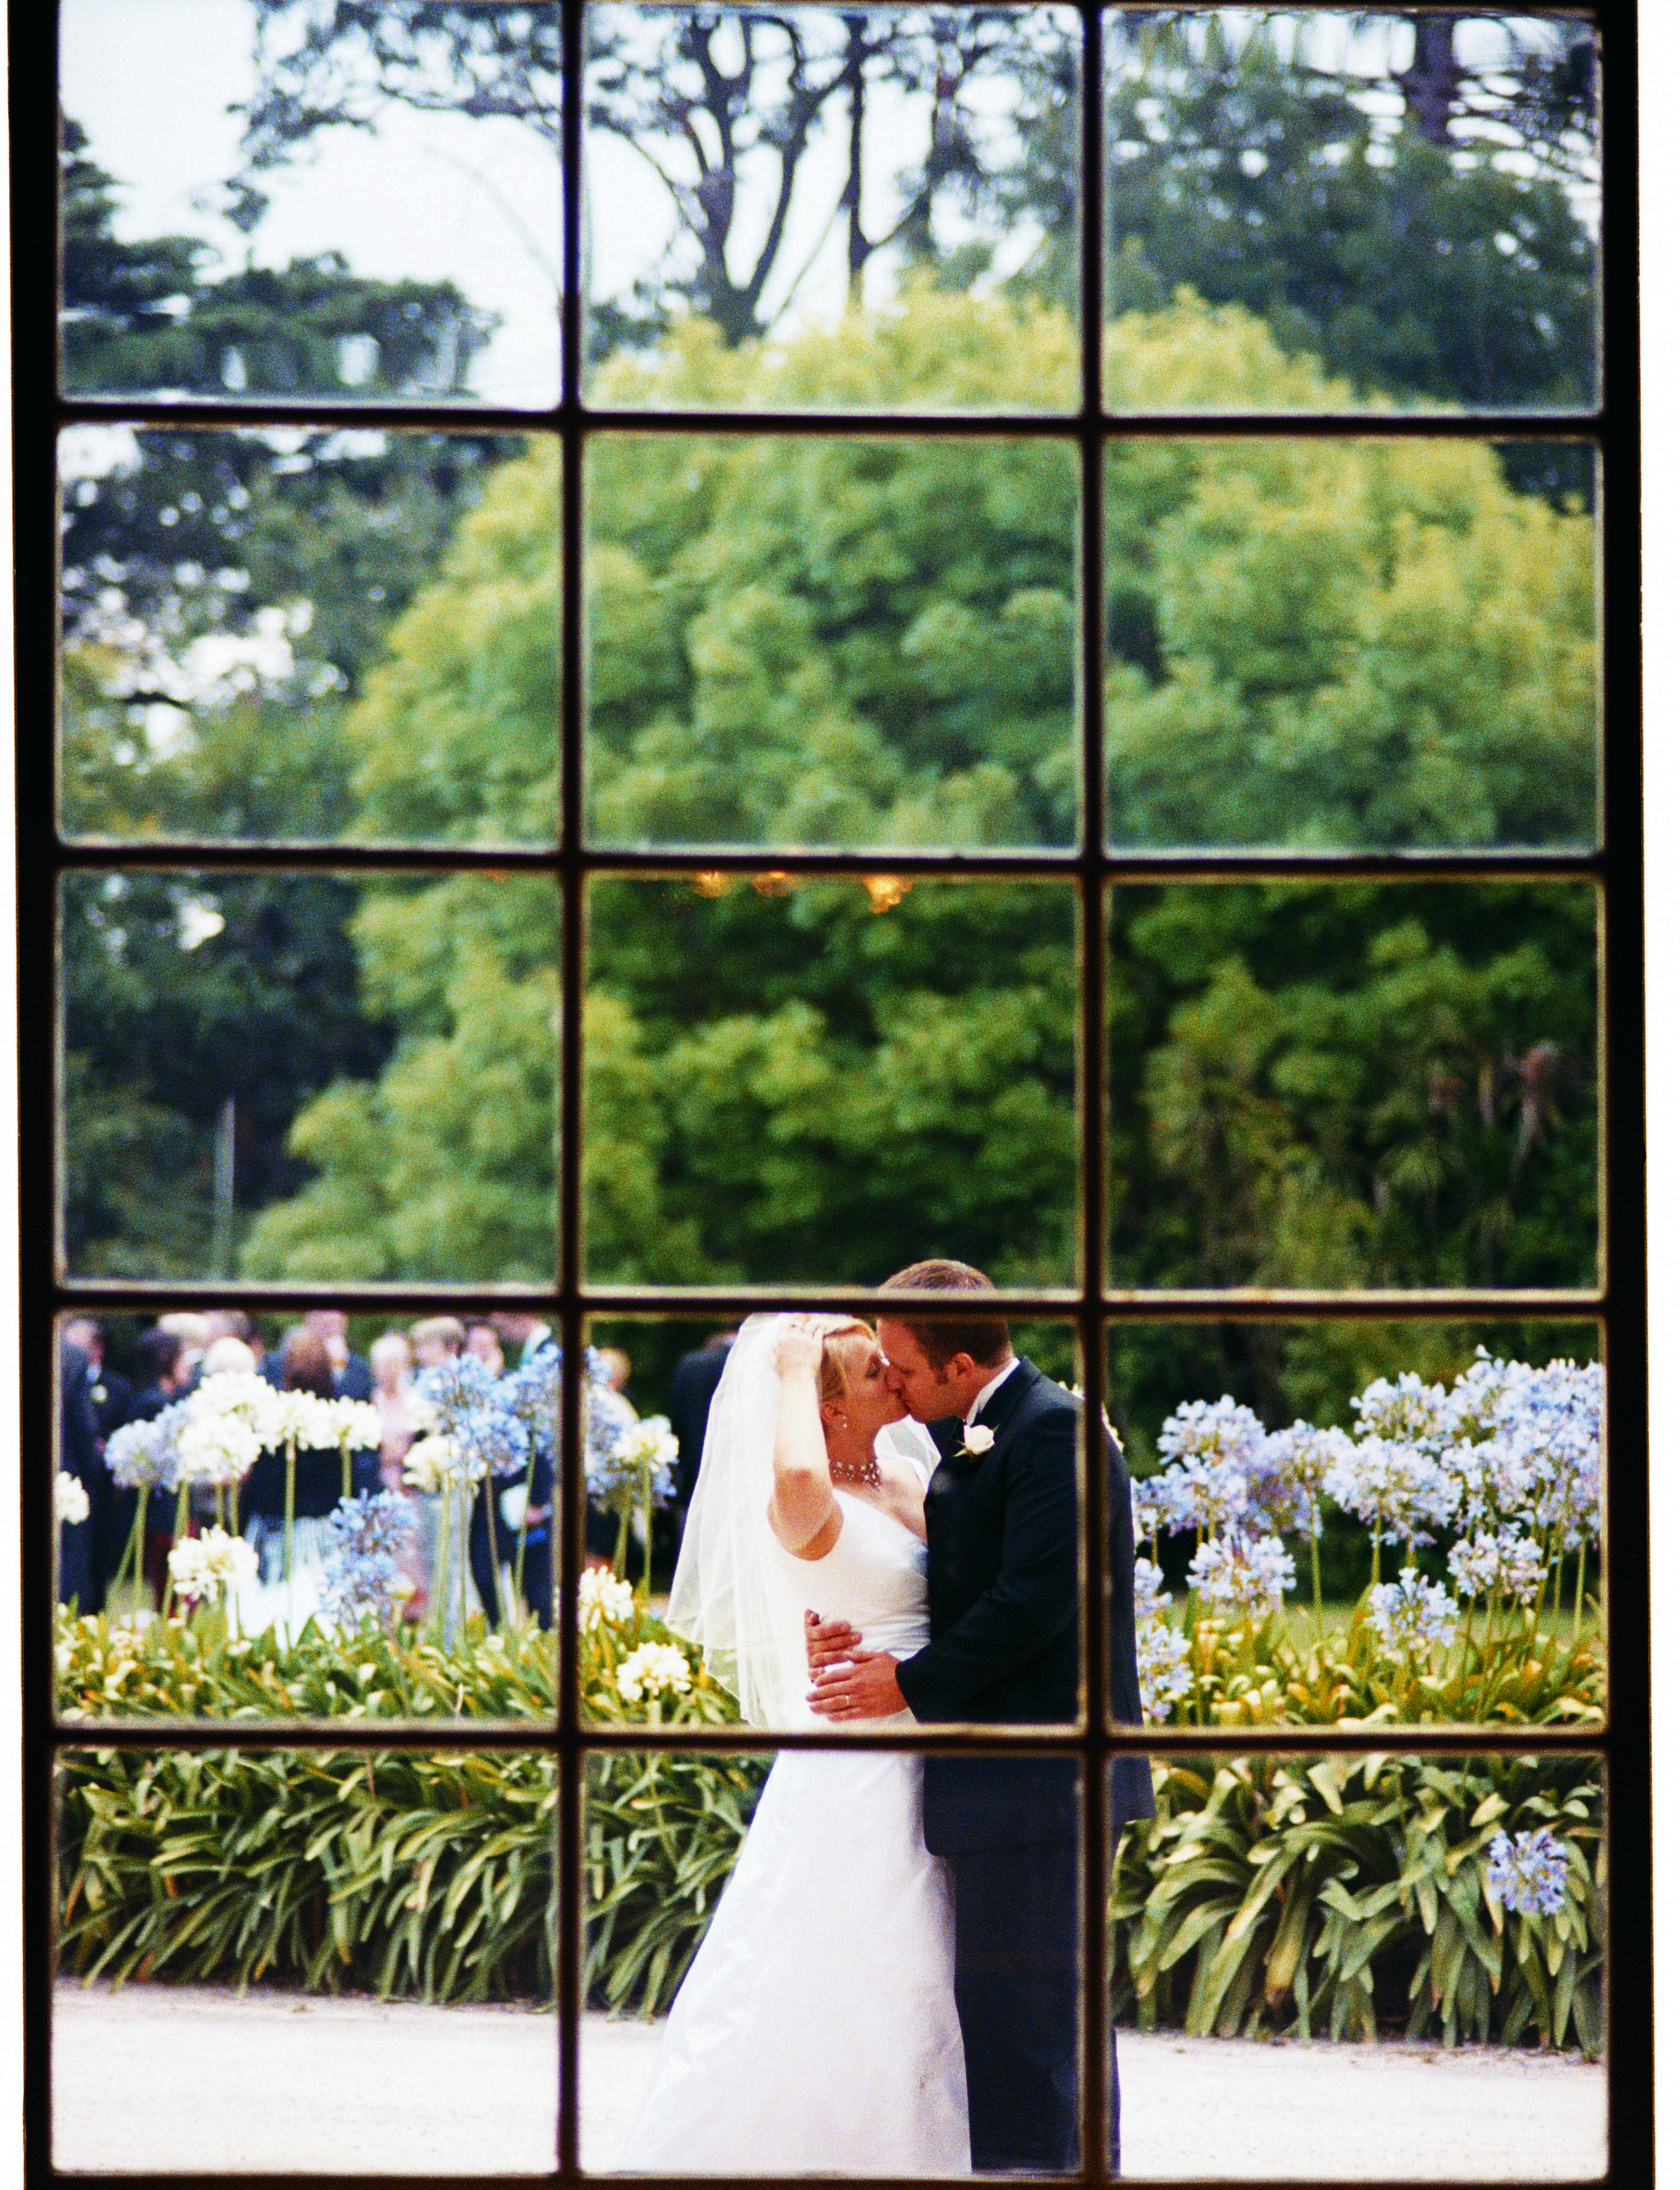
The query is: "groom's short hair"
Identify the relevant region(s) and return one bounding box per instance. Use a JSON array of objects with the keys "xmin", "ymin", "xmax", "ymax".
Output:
[{"xmin": 880, "ymin": 1259, "xmax": 1010, "ymax": 1370}]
